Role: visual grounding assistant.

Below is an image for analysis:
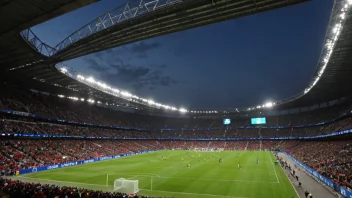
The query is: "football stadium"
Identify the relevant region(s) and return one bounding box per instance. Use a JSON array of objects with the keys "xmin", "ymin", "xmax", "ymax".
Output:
[{"xmin": 1, "ymin": 0, "xmax": 352, "ymax": 198}]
